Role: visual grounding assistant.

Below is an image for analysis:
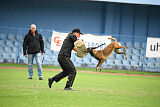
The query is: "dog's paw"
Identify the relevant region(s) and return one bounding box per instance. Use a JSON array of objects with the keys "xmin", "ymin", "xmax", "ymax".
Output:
[{"xmin": 96, "ymin": 68, "xmax": 98, "ymax": 71}]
